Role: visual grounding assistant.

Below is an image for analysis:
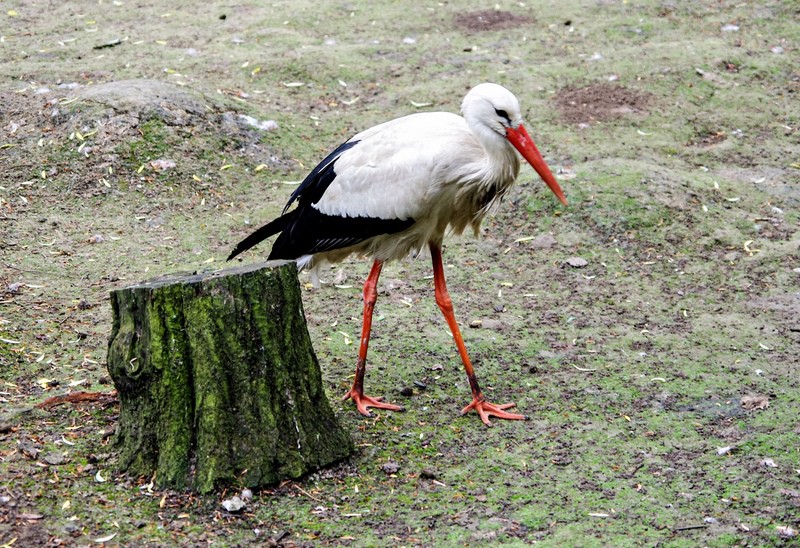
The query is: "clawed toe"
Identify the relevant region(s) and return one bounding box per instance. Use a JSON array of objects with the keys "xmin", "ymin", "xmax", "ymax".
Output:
[
  {"xmin": 461, "ymin": 398, "xmax": 527, "ymax": 426},
  {"xmin": 343, "ymin": 389, "xmax": 403, "ymax": 416}
]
